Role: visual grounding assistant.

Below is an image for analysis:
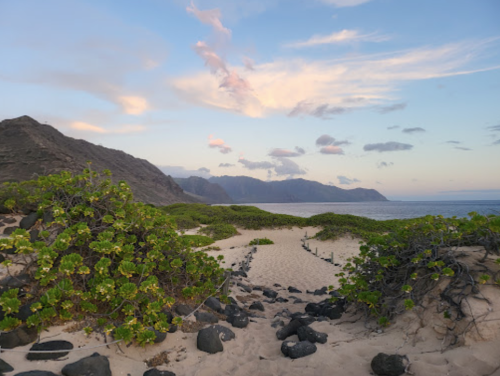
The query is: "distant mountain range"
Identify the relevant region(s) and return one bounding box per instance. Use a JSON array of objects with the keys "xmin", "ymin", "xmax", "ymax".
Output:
[
  {"xmin": 0, "ymin": 116, "xmax": 196, "ymax": 206},
  {"xmin": 0, "ymin": 116, "xmax": 388, "ymax": 206},
  {"xmin": 206, "ymin": 176, "xmax": 387, "ymax": 203}
]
